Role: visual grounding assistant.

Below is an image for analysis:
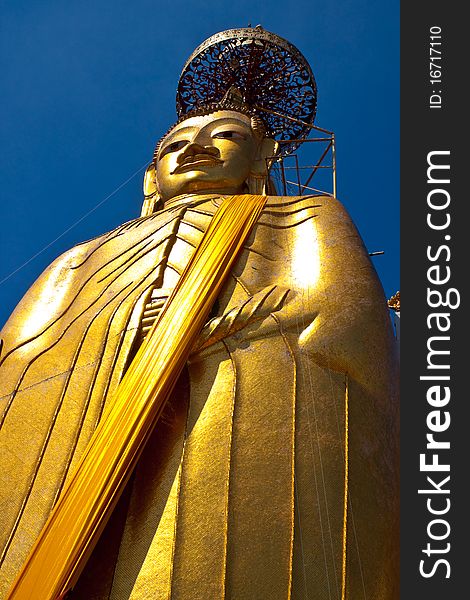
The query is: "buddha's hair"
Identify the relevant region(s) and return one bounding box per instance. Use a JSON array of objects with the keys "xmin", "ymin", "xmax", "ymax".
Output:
[{"xmin": 152, "ymin": 104, "xmax": 268, "ymax": 163}]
